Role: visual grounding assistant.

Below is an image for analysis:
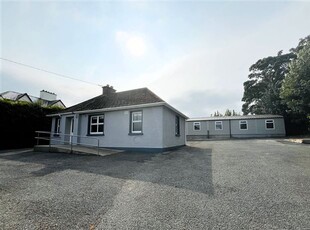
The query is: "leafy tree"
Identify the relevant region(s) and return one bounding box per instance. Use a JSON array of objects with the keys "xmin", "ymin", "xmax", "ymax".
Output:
[
  {"xmin": 232, "ymin": 110, "xmax": 240, "ymax": 116},
  {"xmin": 242, "ymin": 52, "xmax": 295, "ymax": 115},
  {"xmin": 213, "ymin": 111, "xmax": 223, "ymax": 117},
  {"xmin": 280, "ymin": 42, "xmax": 310, "ymax": 124},
  {"xmin": 224, "ymin": 109, "xmax": 232, "ymax": 116}
]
